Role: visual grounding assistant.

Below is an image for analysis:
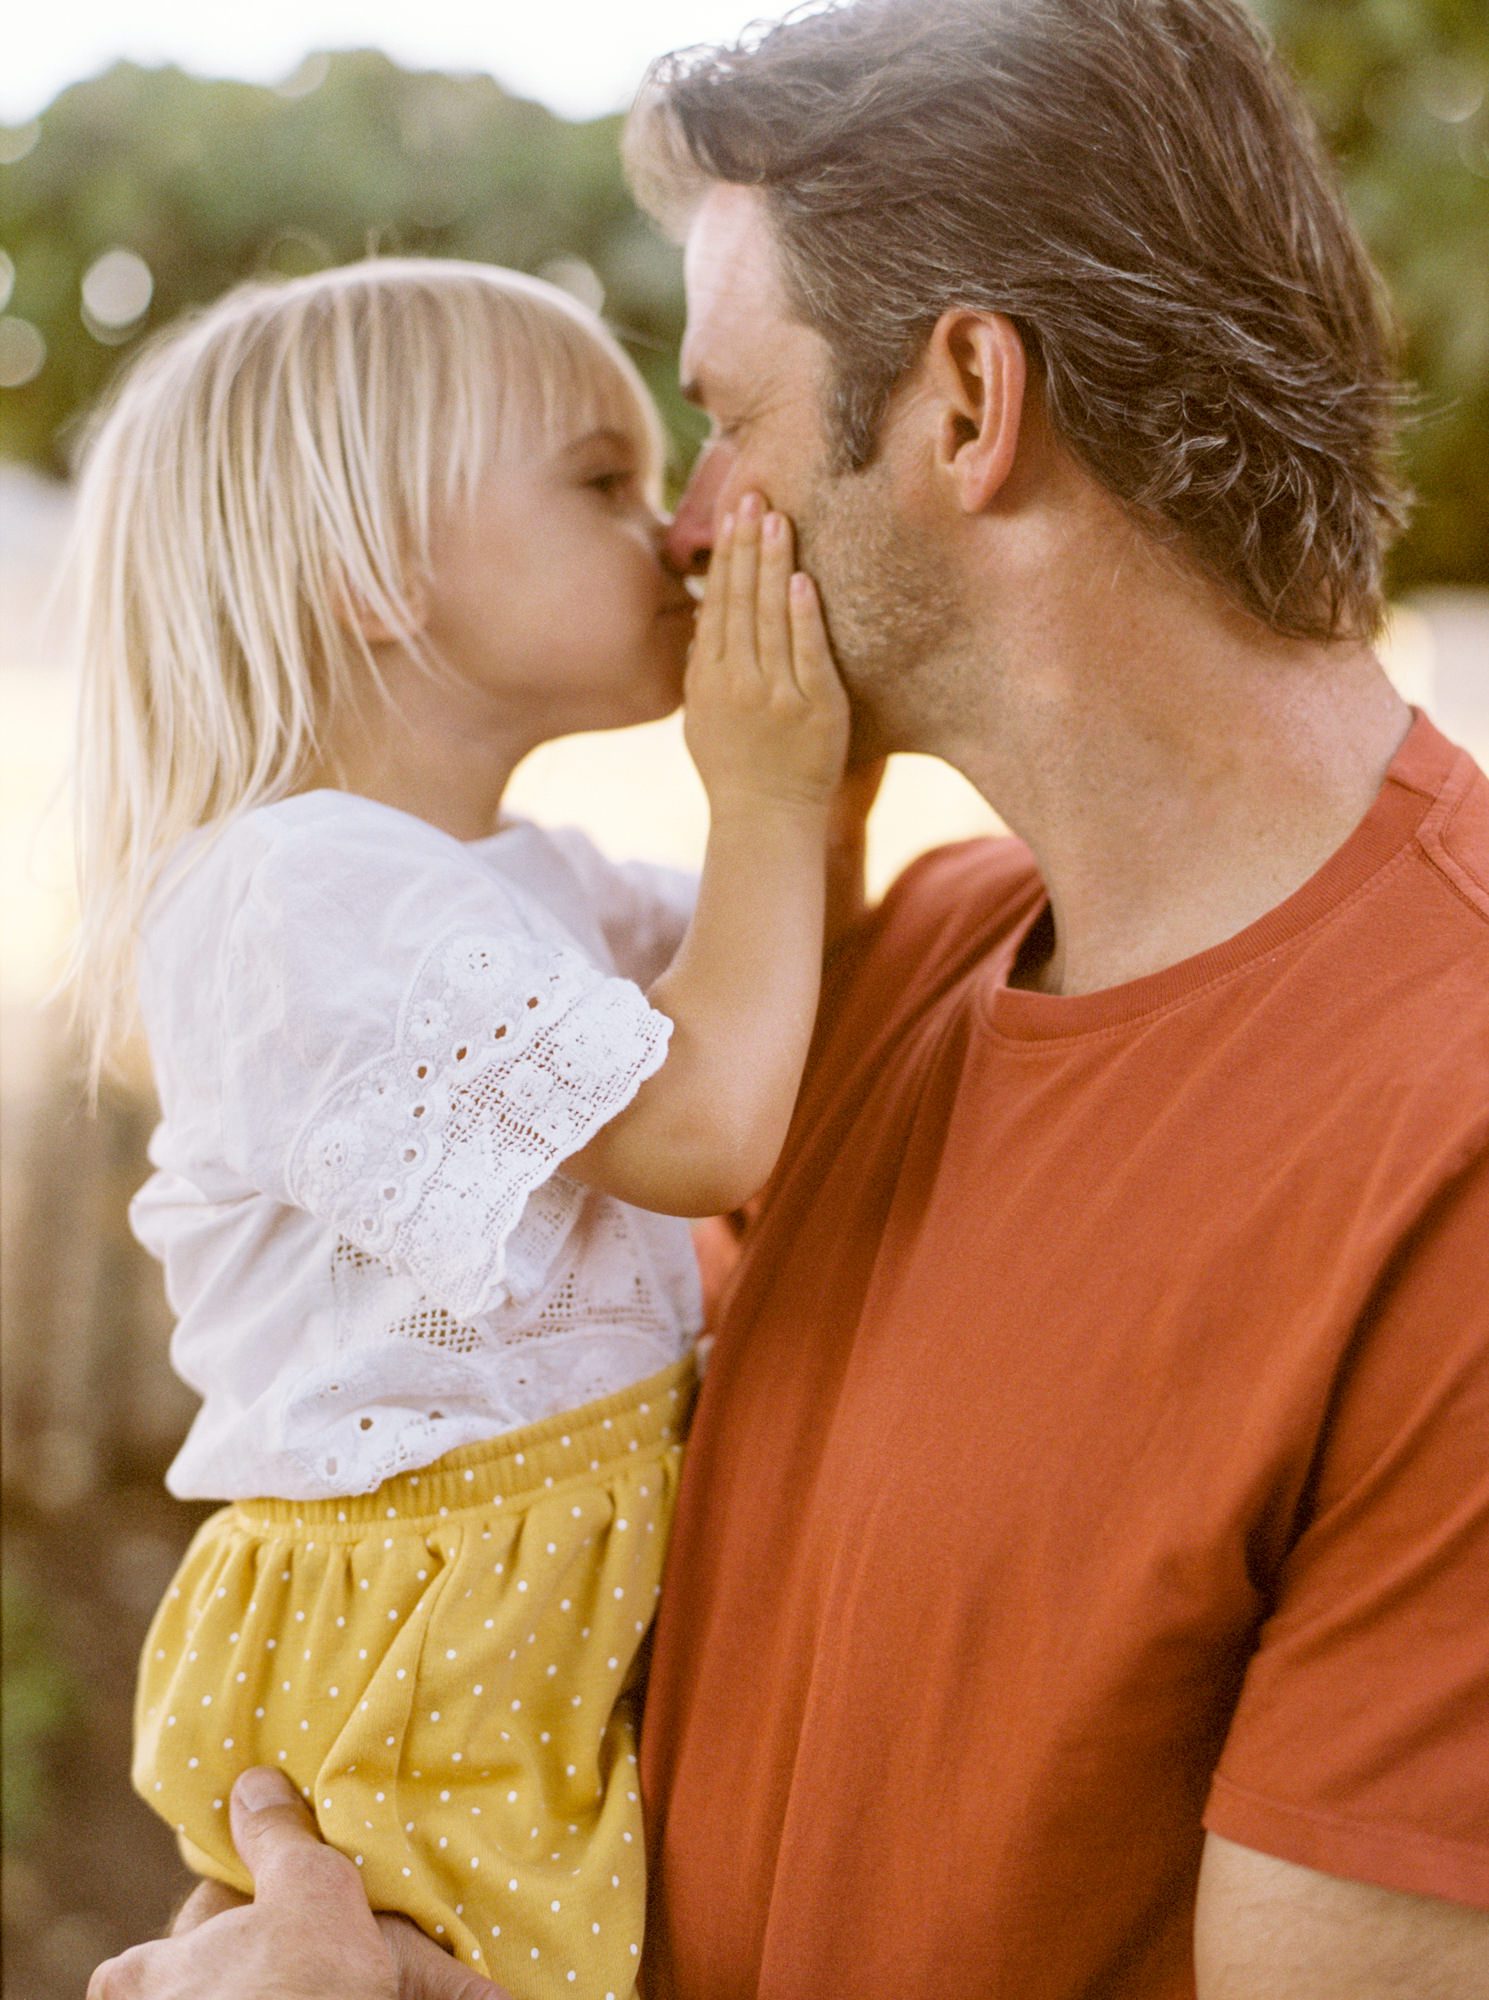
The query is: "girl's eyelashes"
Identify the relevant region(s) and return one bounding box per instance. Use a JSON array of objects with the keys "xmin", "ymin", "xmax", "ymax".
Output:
[{"xmin": 586, "ymin": 467, "xmax": 639, "ymax": 498}]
